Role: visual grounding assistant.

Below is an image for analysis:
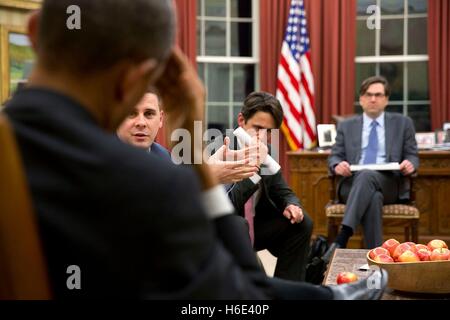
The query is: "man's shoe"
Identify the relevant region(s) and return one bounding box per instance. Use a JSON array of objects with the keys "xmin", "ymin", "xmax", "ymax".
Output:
[
  {"xmin": 305, "ymin": 256, "xmax": 326, "ymax": 284},
  {"xmin": 321, "ymin": 242, "xmax": 341, "ymax": 264},
  {"xmin": 329, "ymin": 269, "xmax": 388, "ymax": 300}
]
